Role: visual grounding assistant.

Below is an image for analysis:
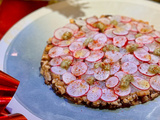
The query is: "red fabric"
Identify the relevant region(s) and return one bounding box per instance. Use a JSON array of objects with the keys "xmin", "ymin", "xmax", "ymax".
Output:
[{"xmin": 0, "ymin": 0, "xmax": 48, "ymax": 39}]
